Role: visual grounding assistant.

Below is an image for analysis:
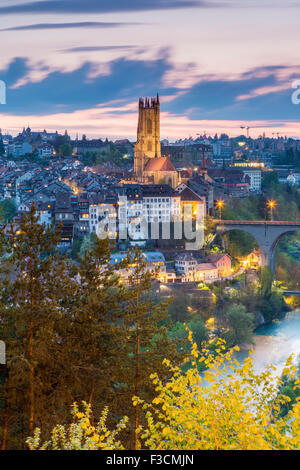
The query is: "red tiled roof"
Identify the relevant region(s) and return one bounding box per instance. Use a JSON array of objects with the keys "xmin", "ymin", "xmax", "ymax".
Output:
[{"xmin": 144, "ymin": 157, "xmax": 176, "ymax": 172}]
